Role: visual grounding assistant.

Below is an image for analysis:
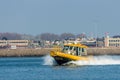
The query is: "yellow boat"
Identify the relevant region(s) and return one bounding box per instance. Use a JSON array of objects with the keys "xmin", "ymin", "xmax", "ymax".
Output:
[{"xmin": 50, "ymin": 43, "xmax": 91, "ymax": 65}]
